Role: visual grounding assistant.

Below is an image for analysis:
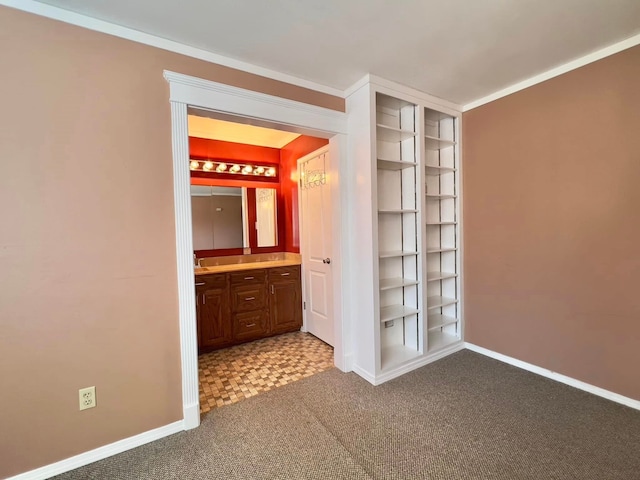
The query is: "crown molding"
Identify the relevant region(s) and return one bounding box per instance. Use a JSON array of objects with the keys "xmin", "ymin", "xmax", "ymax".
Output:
[
  {"xmin": 463, "ymin": 32, "xmax": 640, "ymax": 111},
  {"xmin": 0, "ymin": 0, "xmax": 344, "ymax": 98}
]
